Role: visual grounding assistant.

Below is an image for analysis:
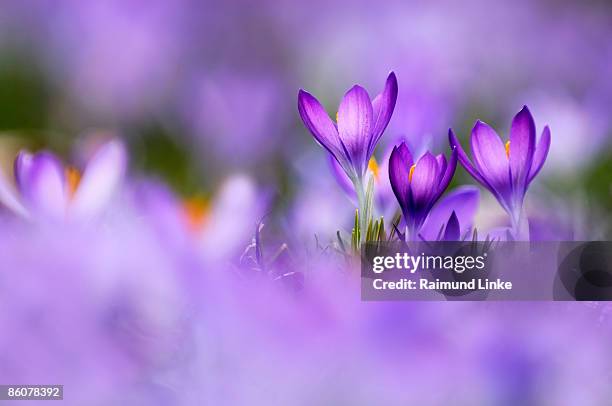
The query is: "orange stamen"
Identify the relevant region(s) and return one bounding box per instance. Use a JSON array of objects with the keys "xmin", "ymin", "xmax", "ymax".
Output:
[
  {"xmin": 368, "ymin": 157, "xmax": 380, "ymax": 181},
  {"xmin": 408, "ymin": 164, "xmax": 416, "ymax": 182},
  {"xmin": 505, "ymin": 141, "xmax": 511, "ymax": 159},
  {"xmin": 182, "ymin": 195, "xmax": 210, "ymax": 232},
  {"xmin": 65, "ymin": 166, "xmax": 81, "ymax": 198}
]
